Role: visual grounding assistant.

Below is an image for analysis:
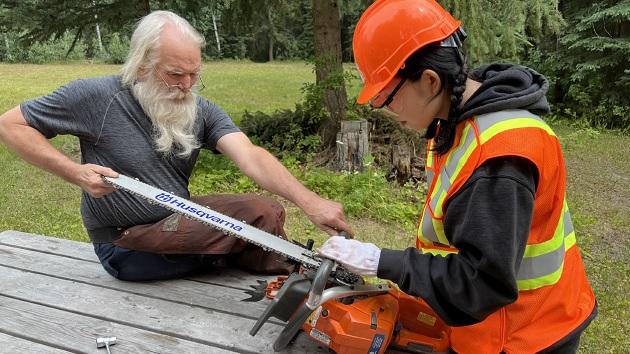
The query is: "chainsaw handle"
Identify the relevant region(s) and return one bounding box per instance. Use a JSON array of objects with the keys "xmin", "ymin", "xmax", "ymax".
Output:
[
  {"xmin": 306, "ymin": 259, "xmax": 334, "ymax": 309},
  {"xmin": 273, "ymin": 302, "xmax": 311, "ymax": 351},
  {"xmin": 273, "ymin": 259, "xmax": 334, "ymax": 351}
]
